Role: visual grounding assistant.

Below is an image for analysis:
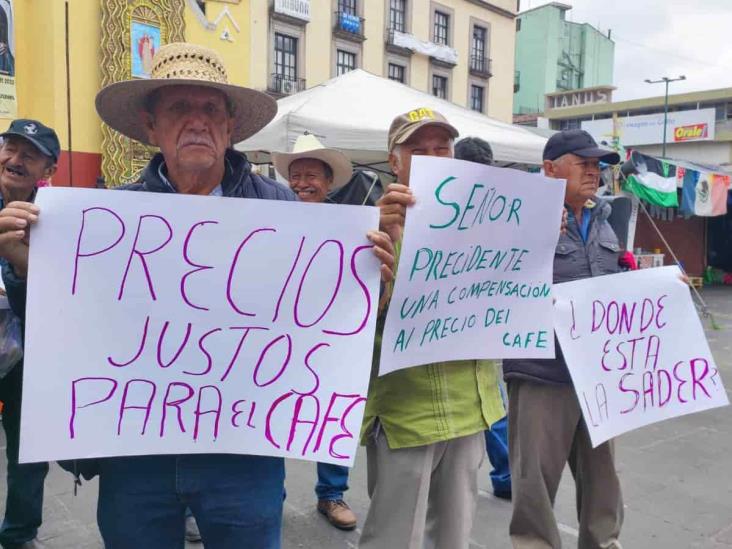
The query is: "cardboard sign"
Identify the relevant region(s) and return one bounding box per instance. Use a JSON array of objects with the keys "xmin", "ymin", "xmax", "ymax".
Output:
[
  {"xmin": 380, "ymin": 156, "xmax": 565, "ymax": 375},
  {"xmin": 554, "ymin": 266, "xmax": 729, "ymax": 447},
  {"xmin": 20, "ymin": 188, "xmax": 381, "ymax": 466}
]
